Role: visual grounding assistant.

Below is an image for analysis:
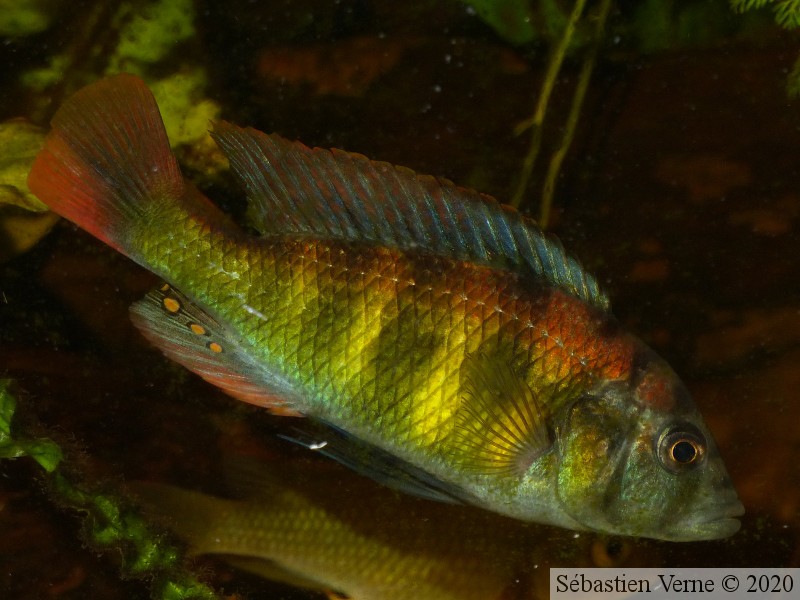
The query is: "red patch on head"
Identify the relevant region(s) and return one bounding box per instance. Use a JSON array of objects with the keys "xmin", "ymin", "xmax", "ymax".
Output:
[{"xmin": 635, "ymin": 367, "xmax": 676, "ymax": 411}]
